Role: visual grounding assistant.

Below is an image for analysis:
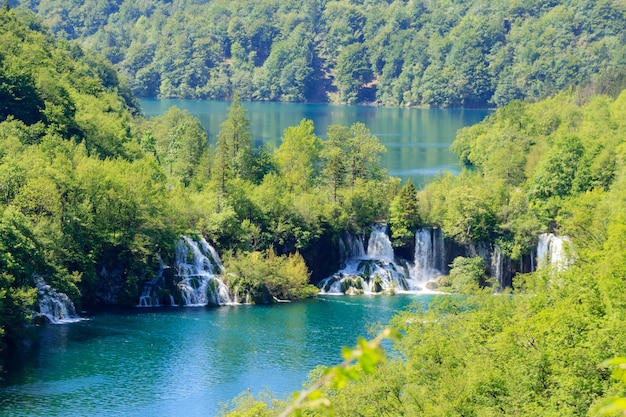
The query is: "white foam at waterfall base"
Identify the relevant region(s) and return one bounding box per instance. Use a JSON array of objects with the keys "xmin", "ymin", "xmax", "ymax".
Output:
[
  {"xmin": 319, "ymin": 226, "xmax": 443, "ymax": 295},
  {"xmin": 35, "ymin": 277, "xmax": 82, "ymax": 324},
  {"xmin": 175, "ymin": 236, "xmax": 233, "ymax": 306}
]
